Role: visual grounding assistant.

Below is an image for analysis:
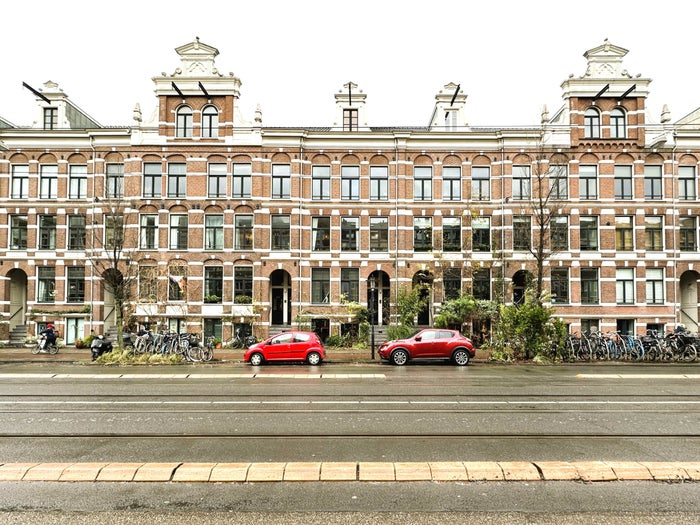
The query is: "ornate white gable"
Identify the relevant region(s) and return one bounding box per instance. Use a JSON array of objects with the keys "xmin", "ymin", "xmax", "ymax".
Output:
[
  {"xmin": 582, "ymin": 39, "xmax": 633, "ymax": 79},
  {"xmin": 172, "ymin": 37, "xmax": 222, "ymax": 77}
]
